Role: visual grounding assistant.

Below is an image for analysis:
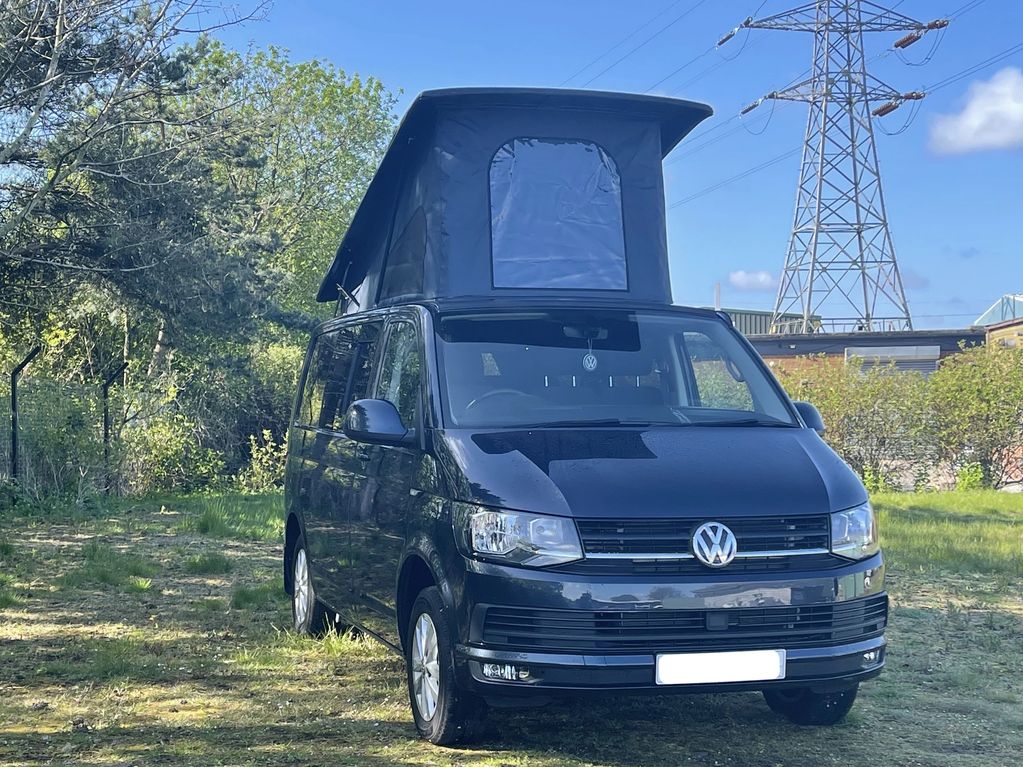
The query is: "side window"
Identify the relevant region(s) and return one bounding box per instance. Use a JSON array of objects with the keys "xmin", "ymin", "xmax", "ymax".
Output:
[
  {"xmin": 682, "ymin": 332, "xmax": 755, "ymax": 411},
  {"xmin": 342, "ymin": 322, "xmax": 382, "ymax": 415},
  {"xmin": 376, "ymin": 321, "xmax": 421, "ymax": 427},
  {"xmin": 299, "ymin": 330, "xmax": 343, "ymax": 429},
  {"xmin": 297, "ymin": 322, "xmax": 381, "ymax": 431}
]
